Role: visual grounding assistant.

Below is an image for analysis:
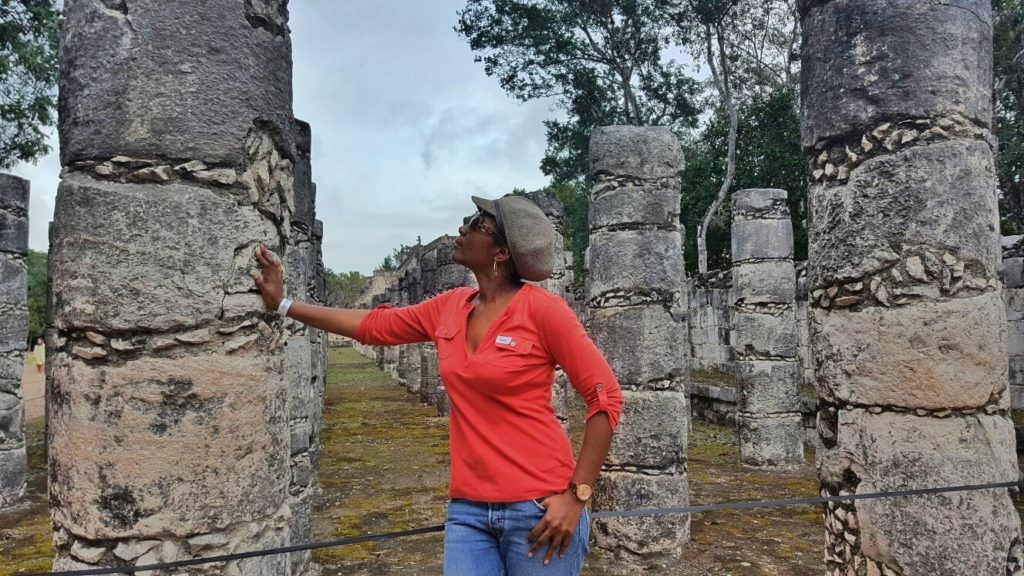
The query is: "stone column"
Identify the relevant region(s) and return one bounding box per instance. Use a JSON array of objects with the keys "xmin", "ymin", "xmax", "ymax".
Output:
[
  {"xmin": 801, "ymin": 1, "xmax": 1022, "ymax": 574},
  {"xmin": 1002, "ymin": 239, "xmax": 1024, "ymax": 426},
  {"xmin": 587, "ymin": 126, "xmax": 690, "ymax": 560},
  {"xmin": 730, "ymin": 188, "xmax": 802, "ymax": 467},
  {"xmin": 0, "ymin": 174, "xmax": 28, "ymax": 507},
  {"xmin": 284, "ymin": 118, "xmax": 323, "ymax": 575},
  {"xmin": 49, "ymin": 2, "xmax": 296, "ymax": 572}
]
